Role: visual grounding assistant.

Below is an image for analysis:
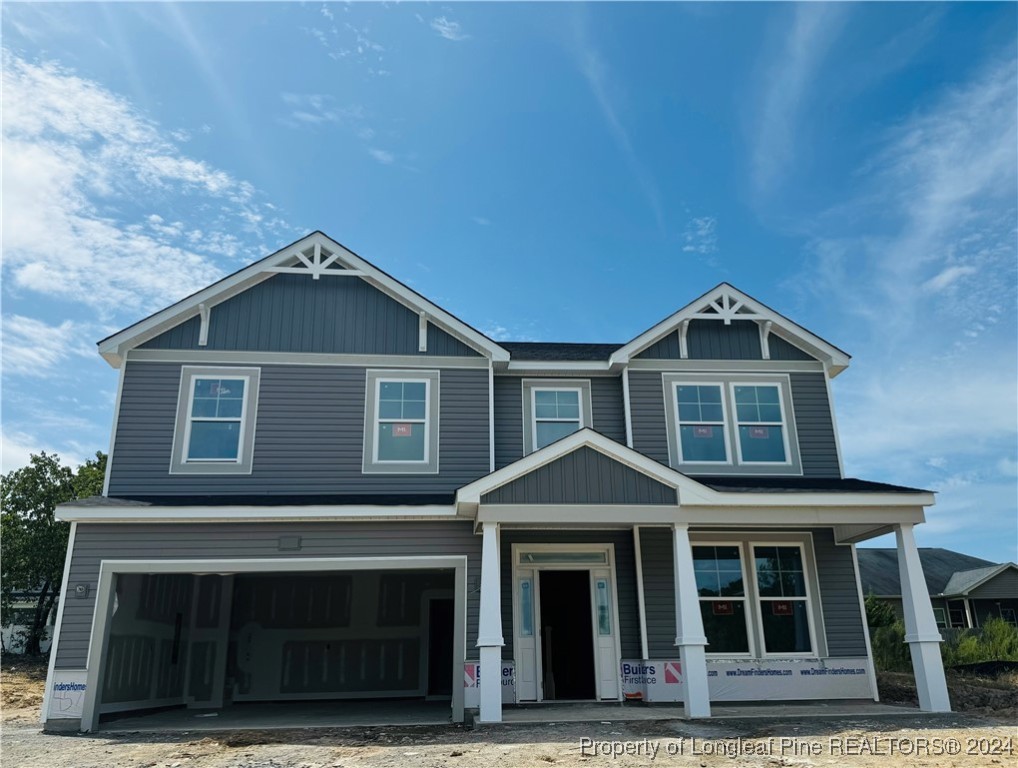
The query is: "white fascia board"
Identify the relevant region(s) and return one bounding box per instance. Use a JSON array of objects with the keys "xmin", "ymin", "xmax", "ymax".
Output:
[
  {"xmin": 56, "ymin": 504, "xmax": 459, "ymax": 523},
  {"xmin": 455, "ymin": 428, "xmax": 709, "ymax": 506},
  {"xmin": 609, "ymin": 283, "xmax": 851, "ymax": 375},
  {"xmin": 675, "ymin": 505, "xmax": 928, "ymax": 525},
  {"xmin": 97, "ymin": 231, "xmax": 509, "ymax": 368}
]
